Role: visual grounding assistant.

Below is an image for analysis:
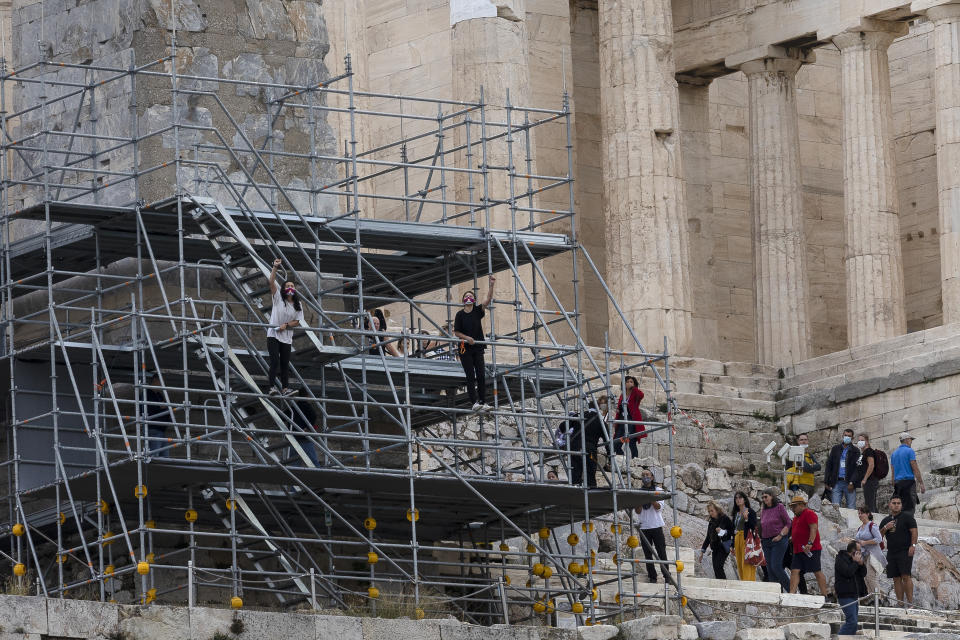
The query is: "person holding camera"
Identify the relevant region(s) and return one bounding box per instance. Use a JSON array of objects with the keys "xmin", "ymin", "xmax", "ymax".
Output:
[
  {"xmin": 835, "ymin": 540, "xmax": 868, "ymax": 635},
  {"xmin": 785, "ymin": 433, "xmax": 819, "ymax": 498}
]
